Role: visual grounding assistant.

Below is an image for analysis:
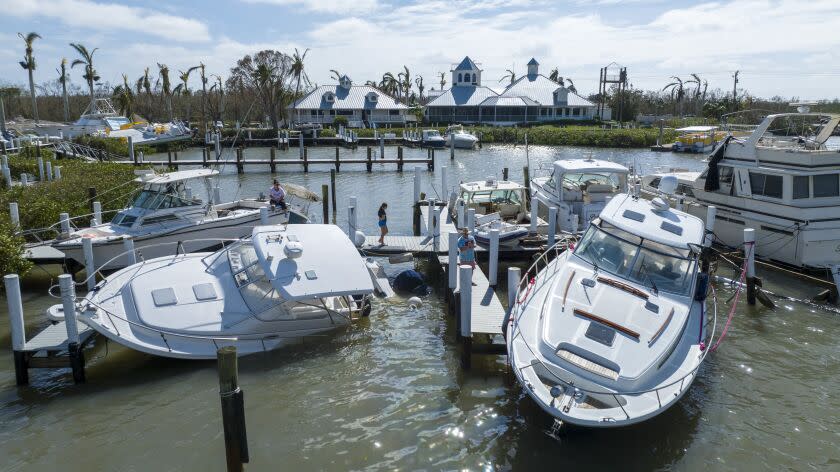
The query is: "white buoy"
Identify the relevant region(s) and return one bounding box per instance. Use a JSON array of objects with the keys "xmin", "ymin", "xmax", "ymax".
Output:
[
  {"xmin": 408, "ymin": 296, "xmax": 422, "ymax": 309},
  {"xmin": 354, "ymin": 230, "xmax": 366, "ymax": 248}
]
